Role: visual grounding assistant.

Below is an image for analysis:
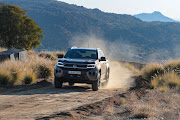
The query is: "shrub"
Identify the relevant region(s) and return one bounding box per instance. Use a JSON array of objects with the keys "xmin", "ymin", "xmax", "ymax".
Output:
[
  {"xmin": 36, "ymin": 64, "xmax": 53, "ymax": 79},
  {"xmin": 0, "ymin": 66, "xmax": 25, "ymax": 86},
  {"xmin": 9, "ymin": 66, "xmax": 25, "ymax": 85},
  {"xmin": 151, "ymin": 78, "xmax": 159, "ymax": 89},
  {"xmin": 0, "ymin": 70, "xmax": 12, "ymax": 86},
  {"xmin": 38, "ymin": 52, "xmax": 58, "ymax": 60},
  {"xmin": 133, "ymin": 105, "xmax": 154, "ymax": 118},
  {"xmin": 23, "ymin": 72, "xmax": 36, "ymax": 84},
  {"xmin": 0, "ymin": 50, "xmax": 61, "ymax": 86},
  {"xmin": 167, "ymin": 72, "xmax": 180, "ymax": 88},
  {"xmin": 151, "ymin": 71, "xmax": 180, "ymax": 90},
  {"xmin": 164, "ymin": 60, "xmax": 180, "ymax": 74},
  {"xmin": 141, "ymin": 63, "xmax": 164, "ymax": 80}
]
